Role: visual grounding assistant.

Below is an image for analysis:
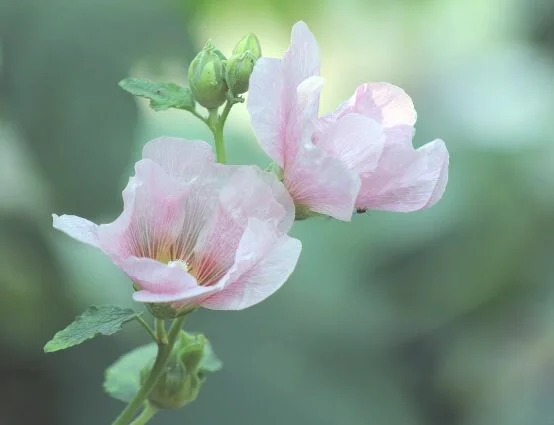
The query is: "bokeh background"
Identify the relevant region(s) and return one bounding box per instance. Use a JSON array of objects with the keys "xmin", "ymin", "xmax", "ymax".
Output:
[{"xmin": 1, "ymin": 0, "xmax": 554, "ymax": 424}]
